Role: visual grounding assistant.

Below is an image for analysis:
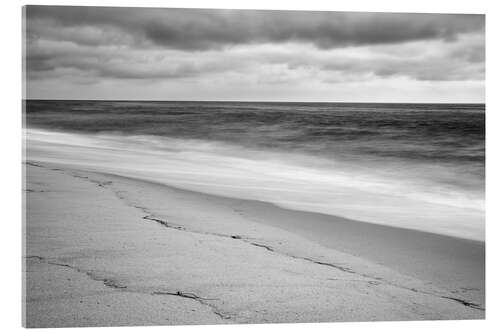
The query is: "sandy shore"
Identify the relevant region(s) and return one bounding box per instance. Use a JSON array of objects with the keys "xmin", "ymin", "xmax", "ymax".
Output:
[{"xmin": 23, "ymin": 161, "xmax": 485, "ymax": 327}]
